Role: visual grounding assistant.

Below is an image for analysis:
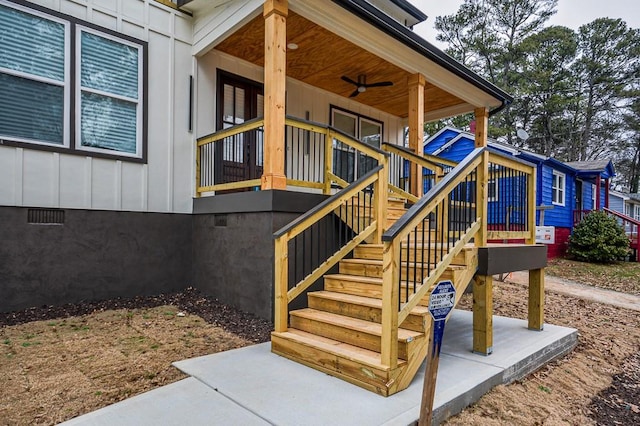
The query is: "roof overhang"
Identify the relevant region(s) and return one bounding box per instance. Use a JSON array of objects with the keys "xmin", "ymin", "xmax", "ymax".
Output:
[{"xmin": 193, "ymin": 0, "xmax": 512, "ymax": 121}]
